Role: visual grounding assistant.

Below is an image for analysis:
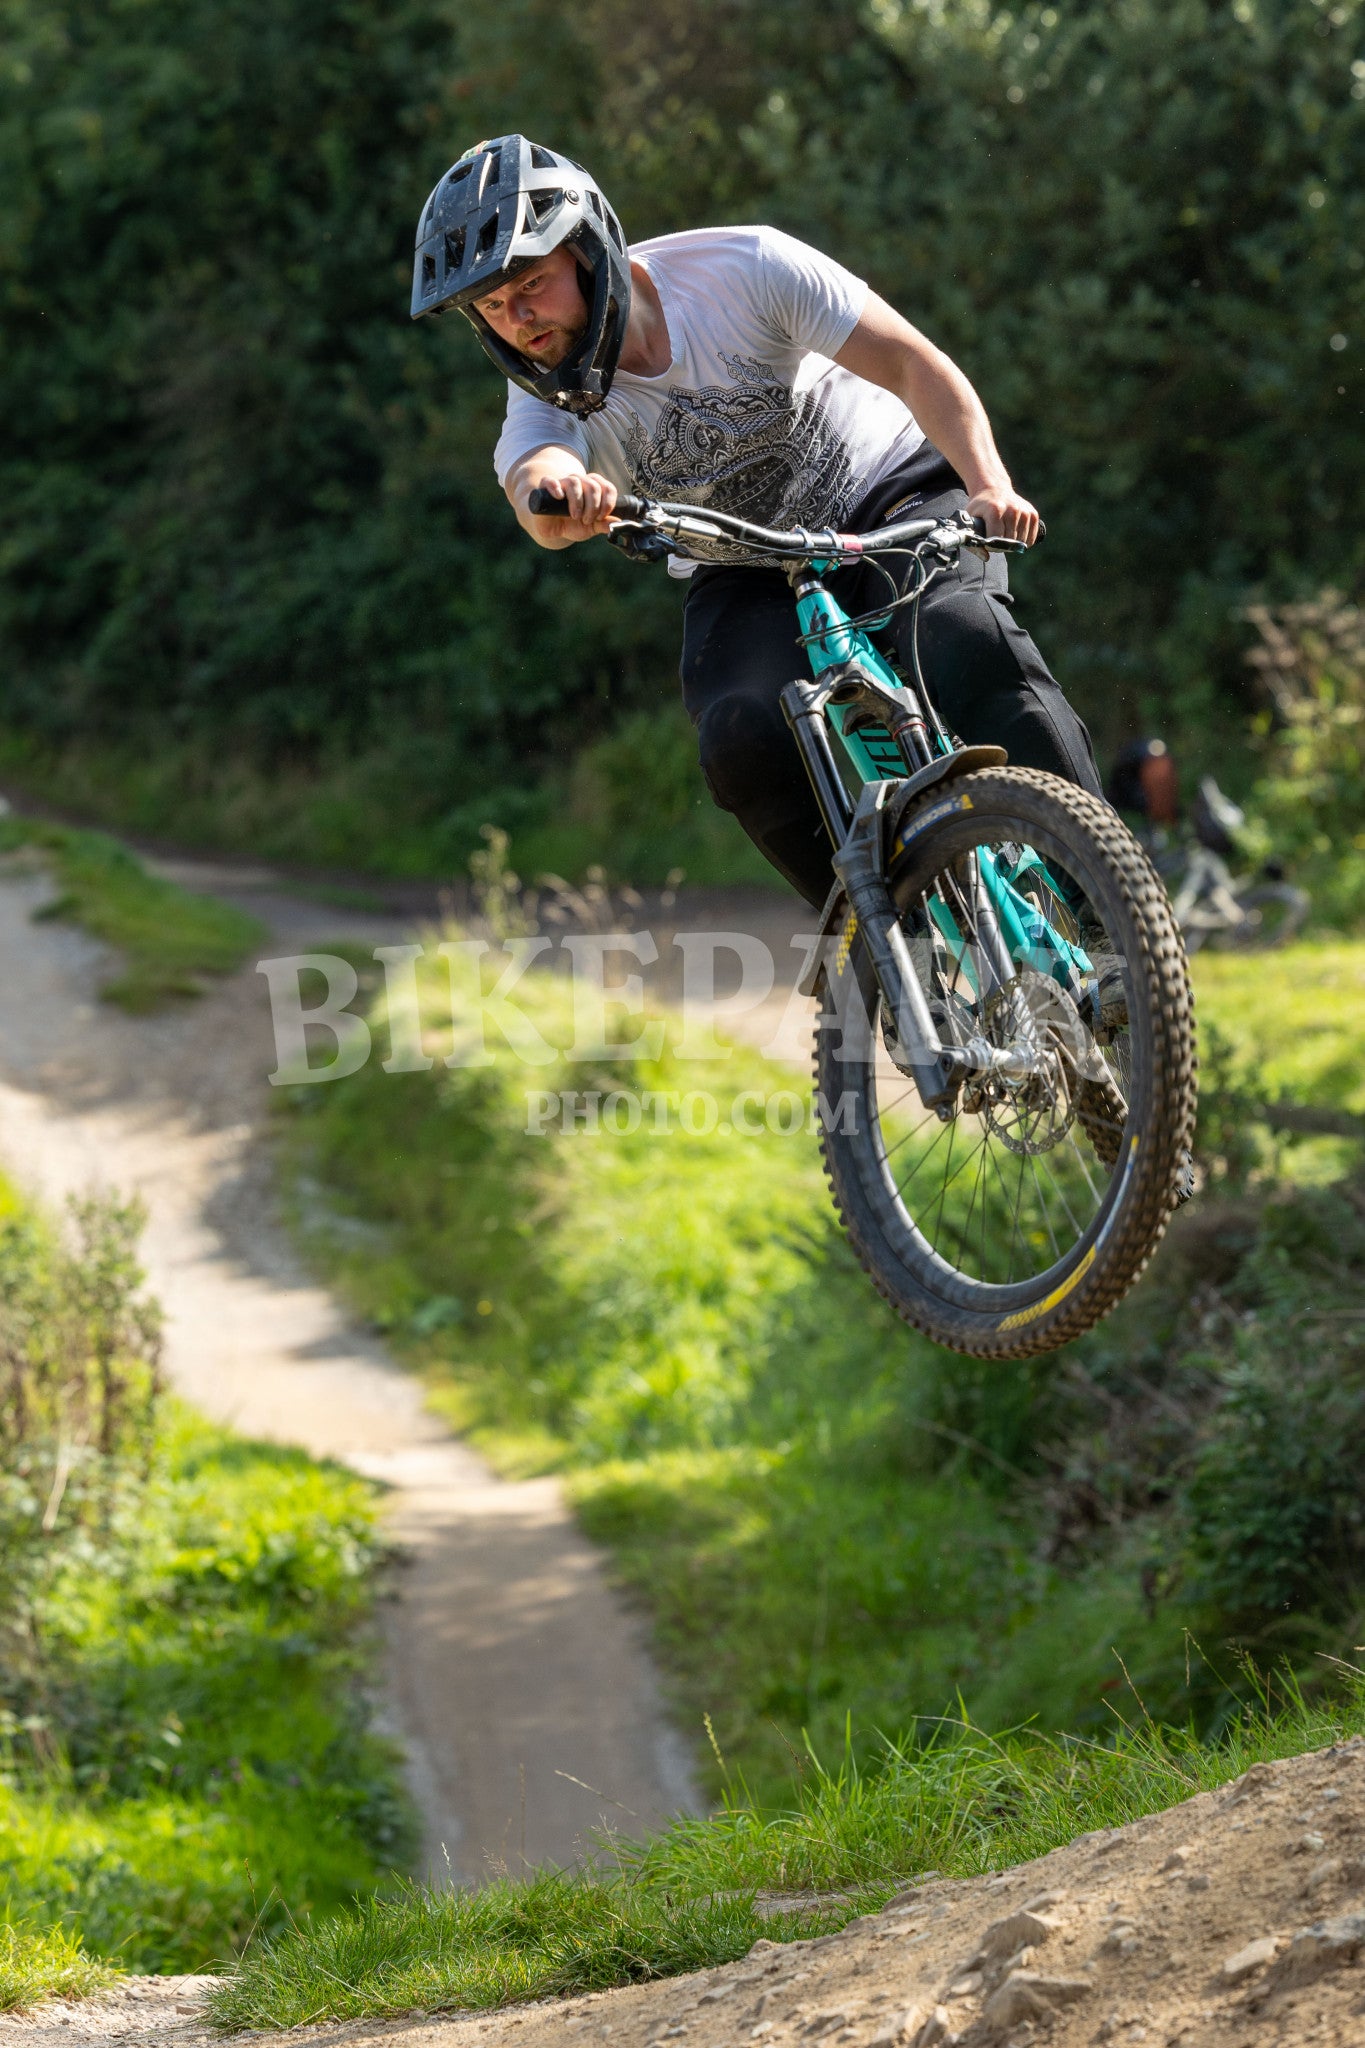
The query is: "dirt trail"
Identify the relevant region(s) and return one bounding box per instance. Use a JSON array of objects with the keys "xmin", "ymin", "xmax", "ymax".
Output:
[
  {"xmin": 0, "ymin": 859, "xmax": 701, "ymax": 1880},
  {"xmin": 10, "ymin": 1734, "xmax": 1365, "ymax": 2044}
]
